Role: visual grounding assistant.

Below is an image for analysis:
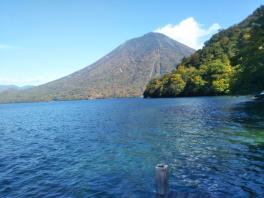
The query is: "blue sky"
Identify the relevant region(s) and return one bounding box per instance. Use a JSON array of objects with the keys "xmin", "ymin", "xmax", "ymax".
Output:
[{"xmin": 0, "ymin": 0, "xmax": 263, "ymax": 86}]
